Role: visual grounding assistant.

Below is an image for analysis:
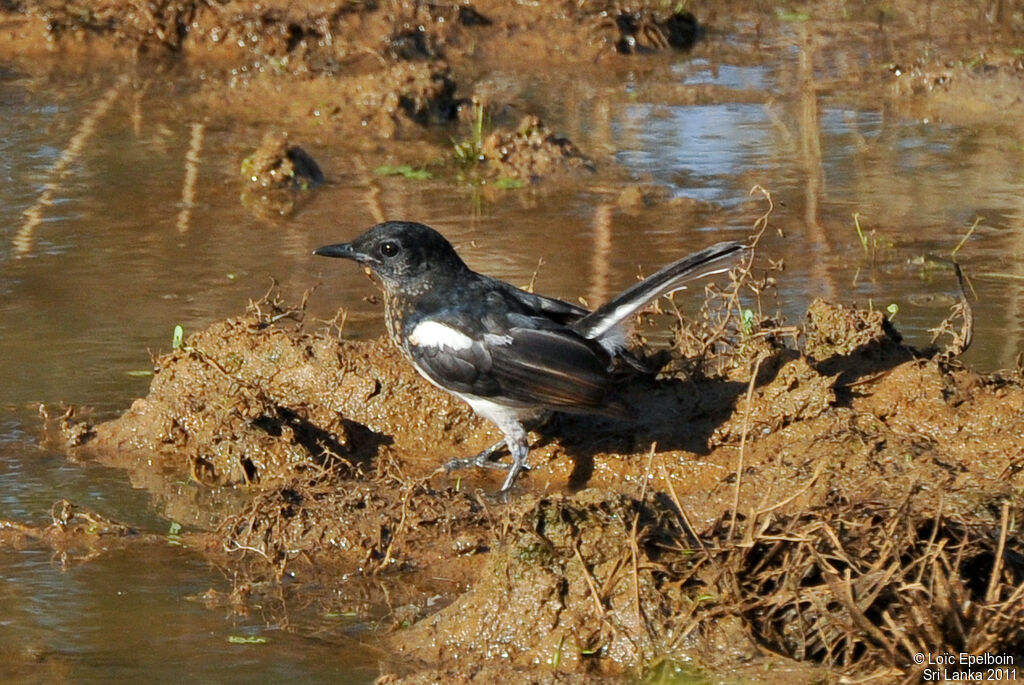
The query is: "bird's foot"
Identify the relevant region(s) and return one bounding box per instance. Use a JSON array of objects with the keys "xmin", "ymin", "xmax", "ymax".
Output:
[
  {"xmin": 445, "ymin": 438, "xmax": 525, "ymax": 473},
  {"xmin": 443, "ymin": 433, "xmax": 532, "ymax": 492},
  {"xmin": 444, "ymin": 452, "xmax": 532, "ymax": 473},
  {"xmin": 445, "ymin": 453, "xmax": 510, "ymax": 471},
  {"xmin": 499, "ymin": 460, "xmax": 528, "ymax": 492}
]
